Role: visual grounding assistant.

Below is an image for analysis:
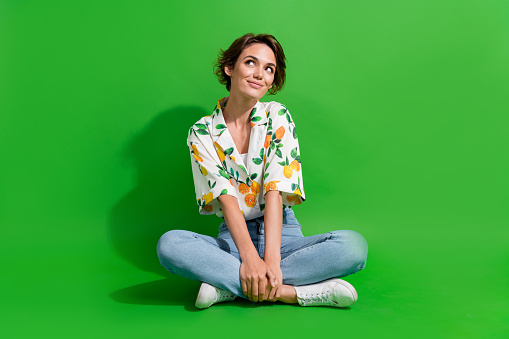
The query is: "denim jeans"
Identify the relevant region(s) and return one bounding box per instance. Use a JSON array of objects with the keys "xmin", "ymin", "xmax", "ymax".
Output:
[{"xmin": 157, "ymin": 207, "xmax": 368, "ymax": 299}]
